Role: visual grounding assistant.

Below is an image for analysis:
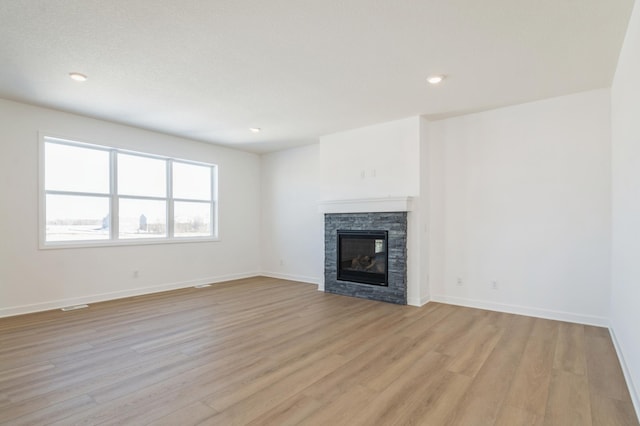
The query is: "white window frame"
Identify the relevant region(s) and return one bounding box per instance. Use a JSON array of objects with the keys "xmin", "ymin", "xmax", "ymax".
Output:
[{"xmin": 39, "ymin": 135, "xmax": 219, "ymax": 249}]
